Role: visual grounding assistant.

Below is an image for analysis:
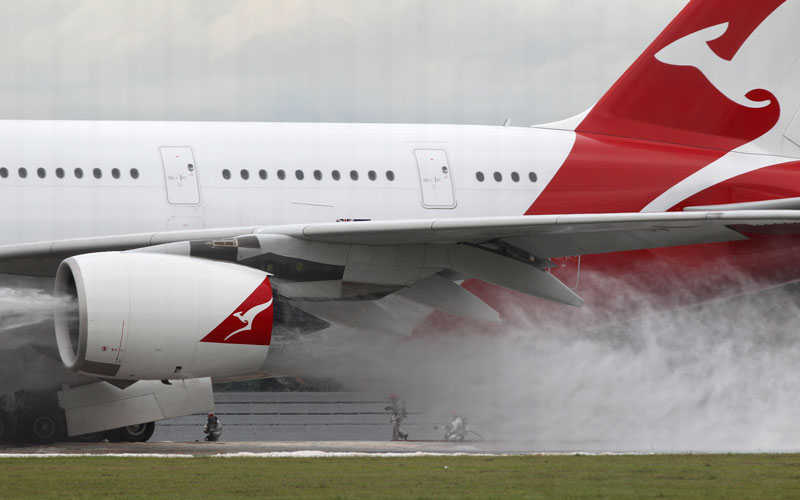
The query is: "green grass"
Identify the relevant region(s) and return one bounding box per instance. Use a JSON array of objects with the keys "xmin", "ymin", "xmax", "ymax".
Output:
[{"xmin": 2, "ymin": 454, "xmax": 800, "ymax": 499}]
